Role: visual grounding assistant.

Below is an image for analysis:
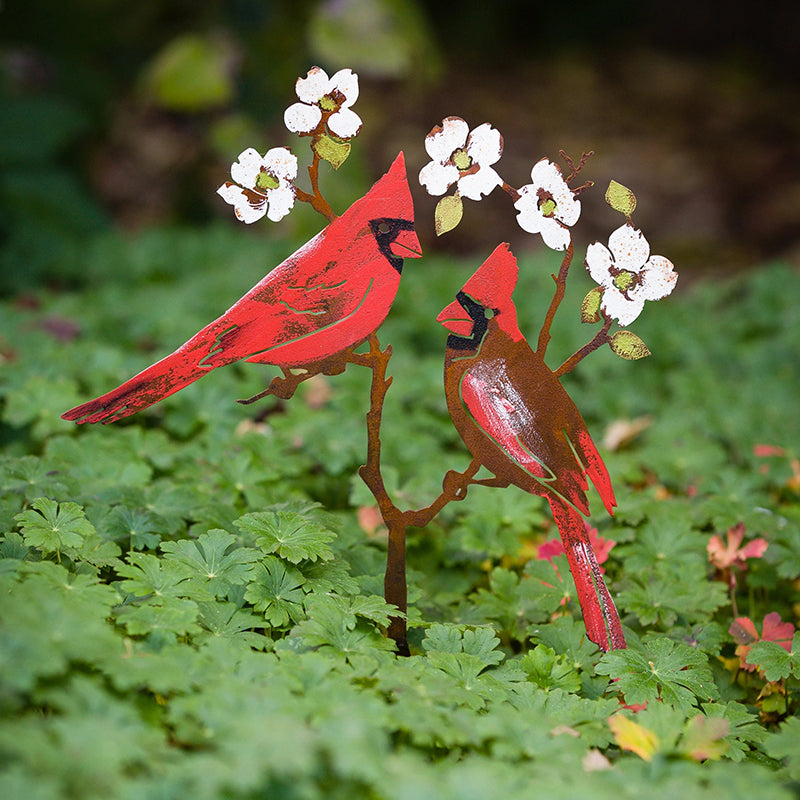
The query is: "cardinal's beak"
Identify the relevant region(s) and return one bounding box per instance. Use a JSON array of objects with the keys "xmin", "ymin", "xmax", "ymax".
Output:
[
  {"xmin": 390, "ymin": 226, "xmax": 422, "ymax": 260},
  {"xmin": 437, "ymin": 299, "xmax": 474, "ymax": 337}
]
